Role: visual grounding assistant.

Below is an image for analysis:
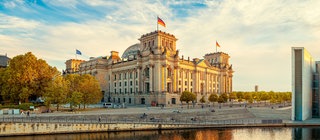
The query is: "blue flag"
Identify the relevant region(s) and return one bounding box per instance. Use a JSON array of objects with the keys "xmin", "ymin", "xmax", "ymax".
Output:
[{"xmin": 76, "ymin": 49, "xmax": 82, "ymax": 55}]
